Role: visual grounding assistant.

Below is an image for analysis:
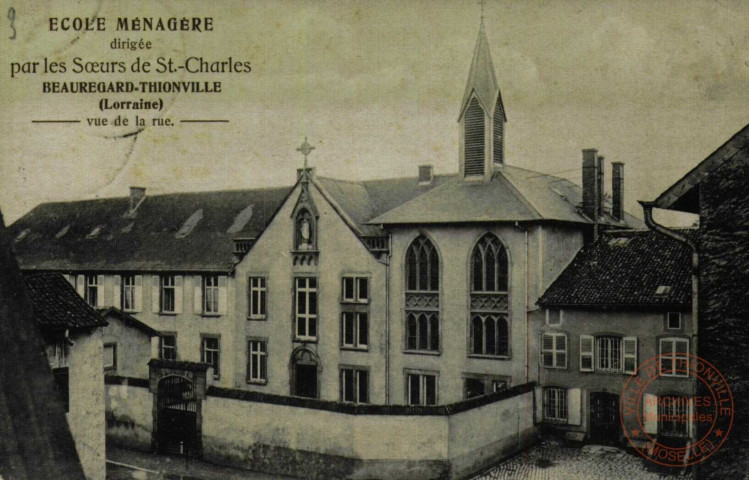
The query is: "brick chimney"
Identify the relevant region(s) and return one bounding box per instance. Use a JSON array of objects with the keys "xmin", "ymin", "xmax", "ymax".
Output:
[
  {"xmin": 129, "ymin": 187, "xmax": 145, "ymax": 211},
  {"xmin": 418, "ymin": 165, "xmax": 434, "ymax": 185},
  {"xmin": 582, "ymin": 149, "xmax": 600, "ymax": 220},
  {"xmin": 596, "ymin": 155, "xmax": 605, "ymax": 218},
  {"xmin": 612, "ymin": 162, "xmax": 624, "ymax": 221}
]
